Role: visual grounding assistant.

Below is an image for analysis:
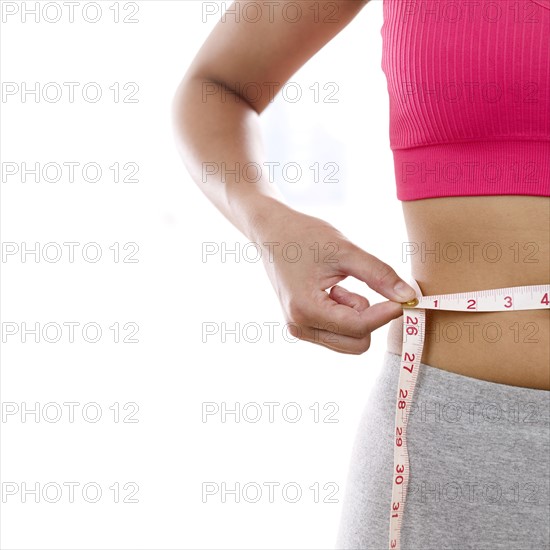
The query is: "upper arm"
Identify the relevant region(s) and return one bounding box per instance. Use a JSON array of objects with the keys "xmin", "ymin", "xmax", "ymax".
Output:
[{"xmin": 182, "ymin": 0, "xmax": 370, "ymax": 114}]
